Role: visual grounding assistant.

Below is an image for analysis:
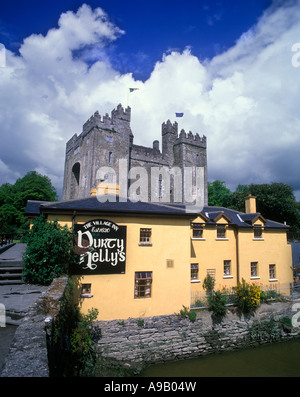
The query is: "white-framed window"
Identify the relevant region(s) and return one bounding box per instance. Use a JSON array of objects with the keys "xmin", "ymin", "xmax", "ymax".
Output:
[
  {"xmin": 191, "ymin": 263, "xmax": 199, "ymax": 281},
  {"xmin": 134, "ymin": 272, "xmax": 152, "ymax": 298},
  {"xmin": 251, "ymin": 261, "xmax": 259, "ymax": 278},
  {"xmin": 224, "ymin": 260, "xmax": 231, "ymax": 275},
  {"xmin": 269, "ymin": 264, "xmax": 277, "ymax": 280},
  {"xmin": 139, "ymin": 228, "xmax": 152, "ymax": 245}
]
